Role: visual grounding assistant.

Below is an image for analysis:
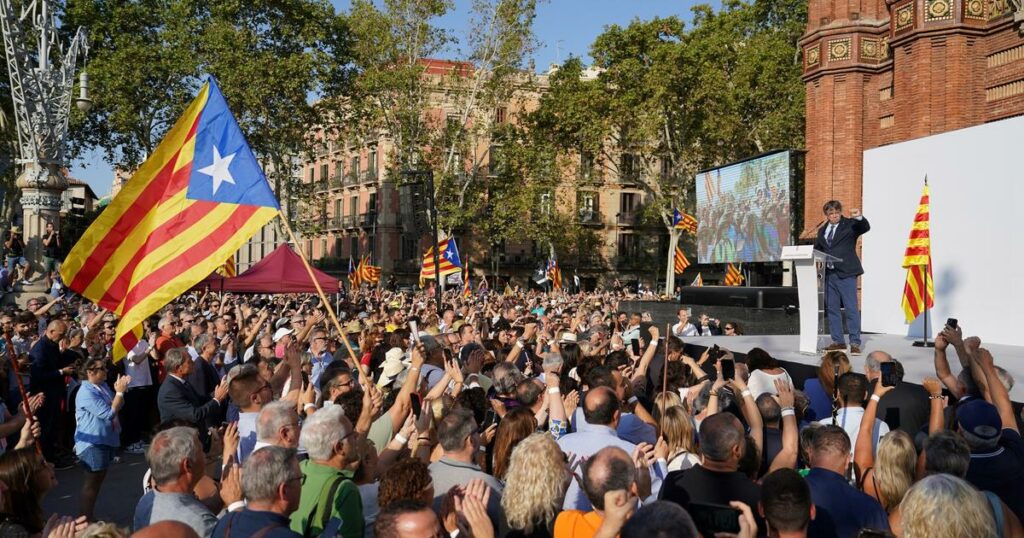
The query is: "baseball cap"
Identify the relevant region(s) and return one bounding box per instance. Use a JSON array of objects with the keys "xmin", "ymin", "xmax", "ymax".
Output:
[
  {"xmin": 273, "ymin": 327, "xmax": 294, "ymax": 343},
  {"xmin": 956, "ymin": 399, "xmax": 1002, "ymax": 441}
]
